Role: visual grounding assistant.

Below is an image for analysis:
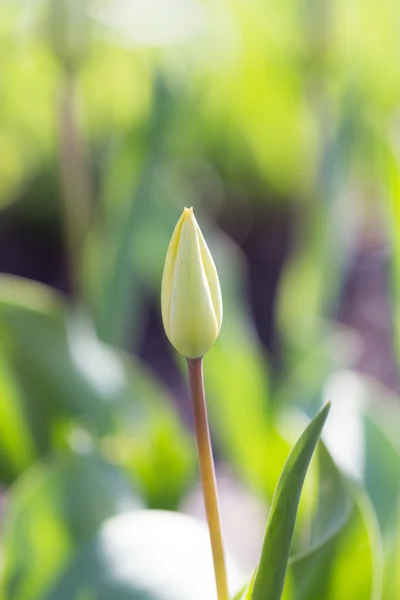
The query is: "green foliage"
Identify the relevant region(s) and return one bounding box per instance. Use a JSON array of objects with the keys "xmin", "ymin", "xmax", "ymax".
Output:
[
  {"xmin": 42, "ymin": 511, "xmax": 244, "ymax": 600},
  {"xmin": 0, "ymin": 1, "xmax": 399, "ymax": 599},
  {"xmin": 0, "ymin": 274, "xmax": 195, "ymax": 505},
  {"xmin": 0, "ymin": 453, "xmax": 142, "ymax": 600},
  {"xmin": 205, "ymin": 238, "xmax": 290, "ymax": 499},
  {"xmin": 252, "ymin": 404, "xmax": 330, "ymax": 600},
  {"xmin": 0, "ymin": 277, "xmax": 115, "ymax": 463}
]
